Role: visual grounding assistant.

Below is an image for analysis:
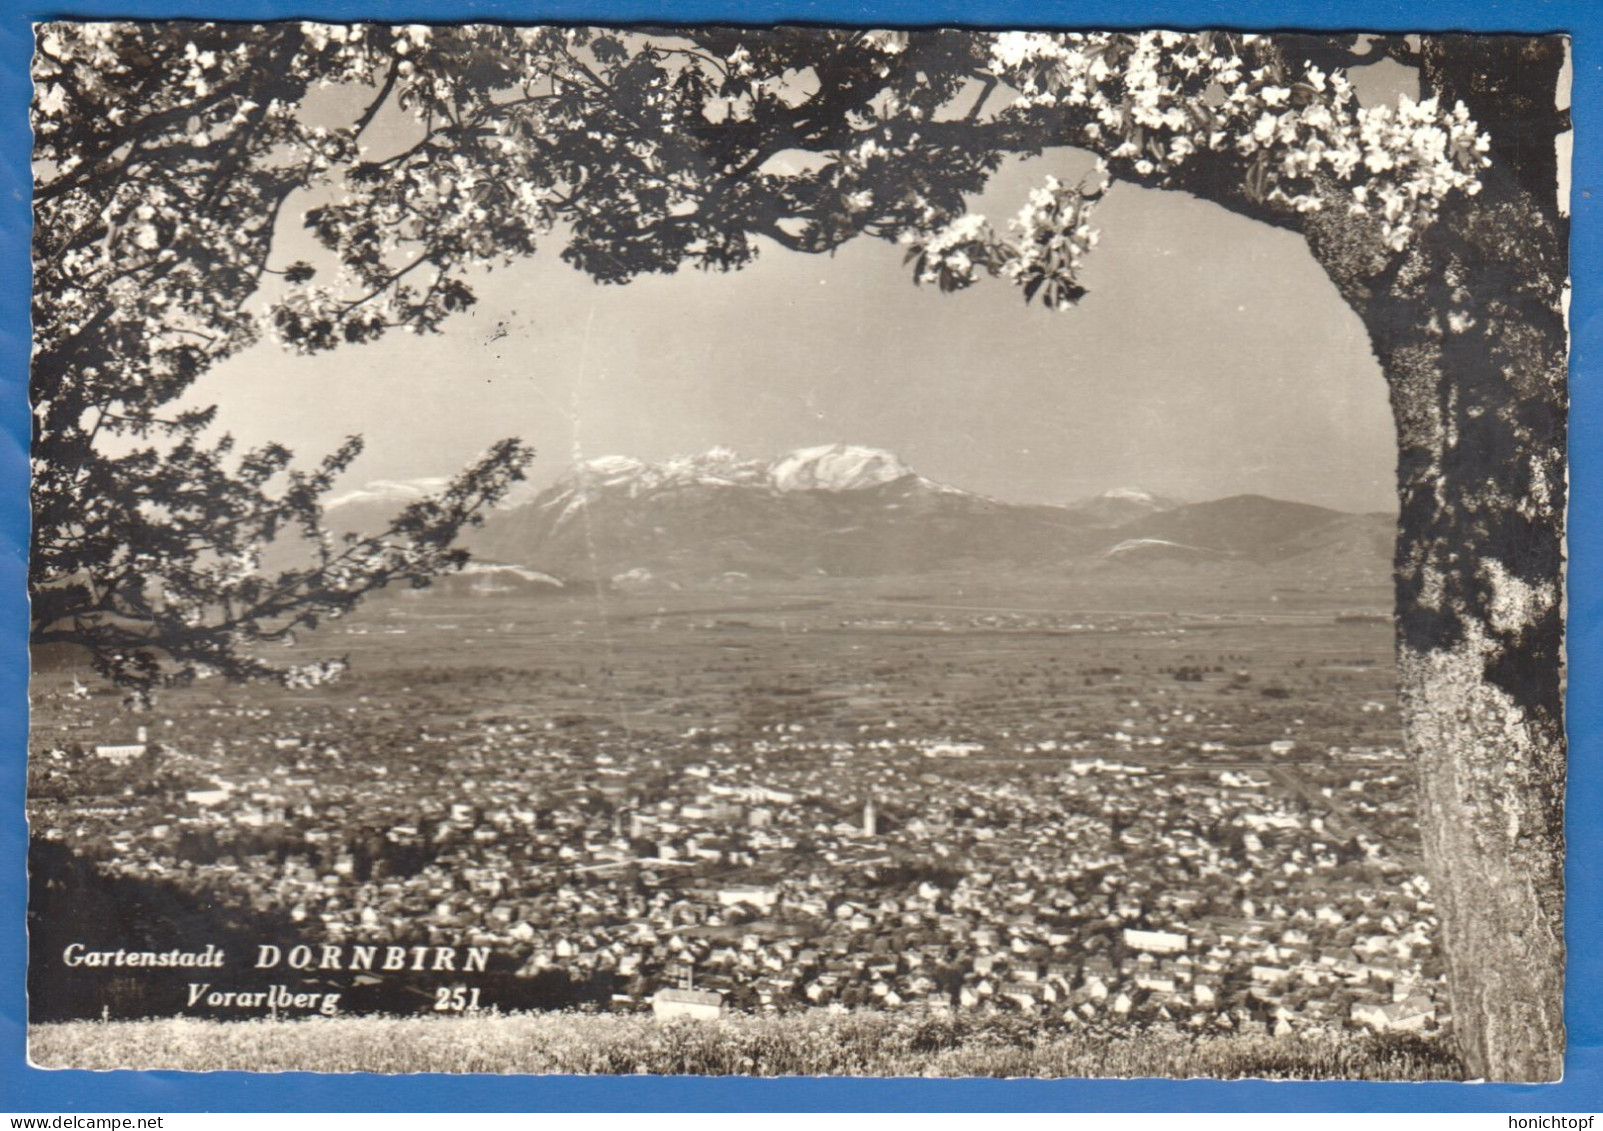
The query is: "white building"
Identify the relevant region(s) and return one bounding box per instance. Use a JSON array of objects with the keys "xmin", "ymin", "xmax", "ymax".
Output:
[
  {"xmin": 652, "ymin": 988, "xmax": 724, "ymax": 1021},
  {"xmin": 716, "ymin": 886, "xmax": 777, "ymax": 911},
  {"xmin": 1122, "ymin": 928, "xmax": 1188, "ymax": 955}
]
